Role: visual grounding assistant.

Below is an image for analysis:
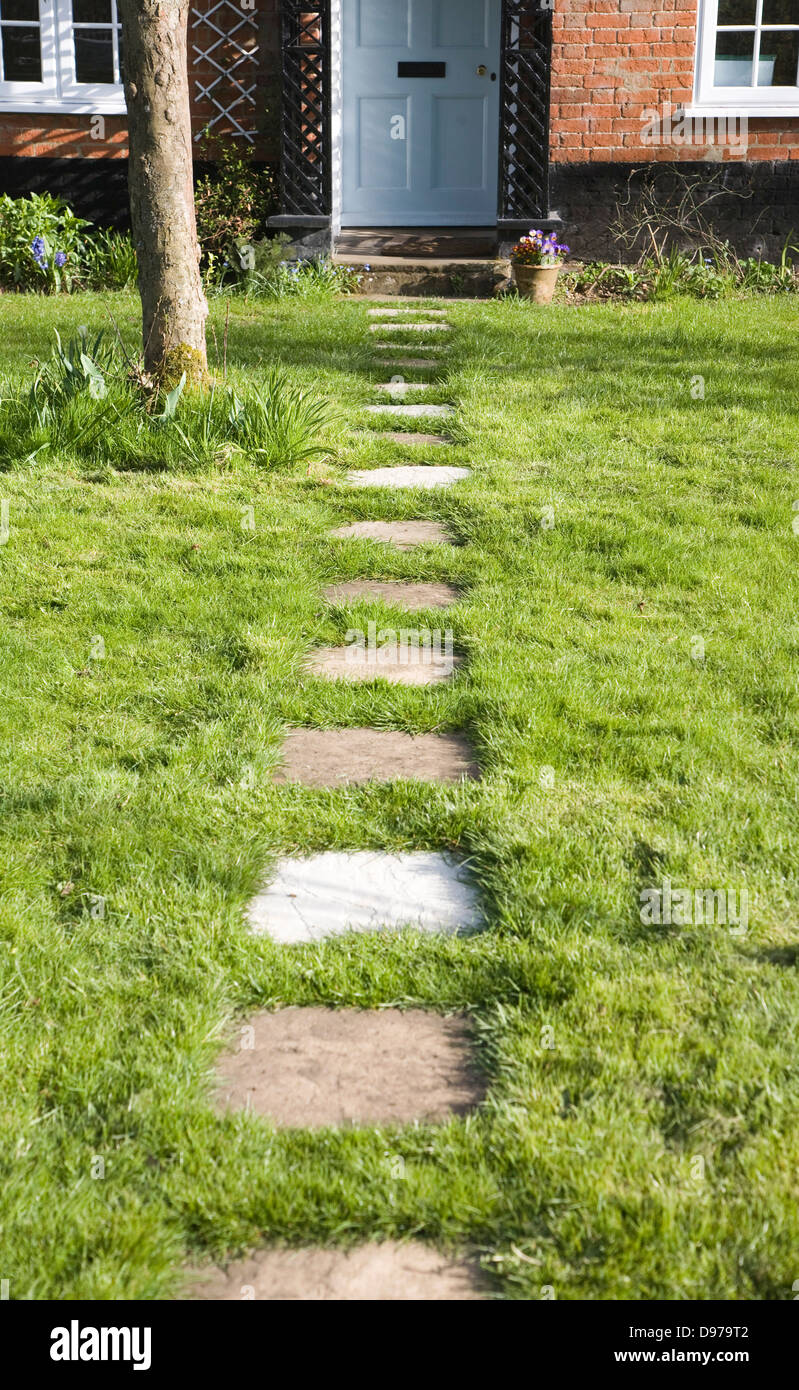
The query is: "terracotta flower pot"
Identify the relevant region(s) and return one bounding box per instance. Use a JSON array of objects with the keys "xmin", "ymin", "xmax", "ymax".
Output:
[{"xmin": 513, "ymin": 264, "xmax": 560, "ymax": 304}]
